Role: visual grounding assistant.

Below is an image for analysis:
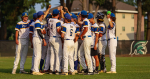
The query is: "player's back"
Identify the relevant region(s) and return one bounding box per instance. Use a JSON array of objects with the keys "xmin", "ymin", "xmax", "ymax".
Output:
[
  {"xmin": 62, "ymin": 23, "xmax": 76, "ymax": 40},
  {"xmin": 48, "ymin": 18, "xmax": 61, "ymax": 37}
]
